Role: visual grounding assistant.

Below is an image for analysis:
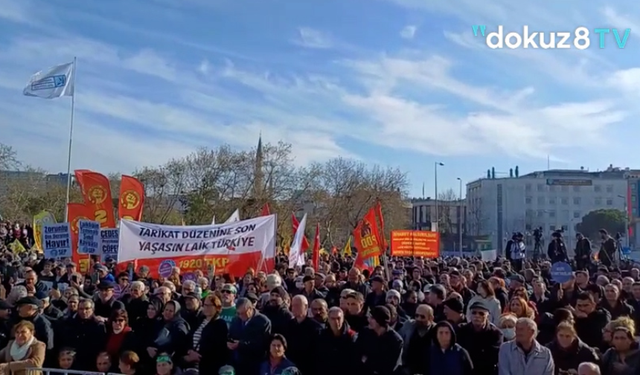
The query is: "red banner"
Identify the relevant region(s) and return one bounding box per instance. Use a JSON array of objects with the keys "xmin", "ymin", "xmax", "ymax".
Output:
[
  {"xmin": 119, "ymin": 175, "xmax": 145, "ymax": 221},
  {"xmin": 390, "ymin": 230, "xmax": 440, "ymax": 258}
]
